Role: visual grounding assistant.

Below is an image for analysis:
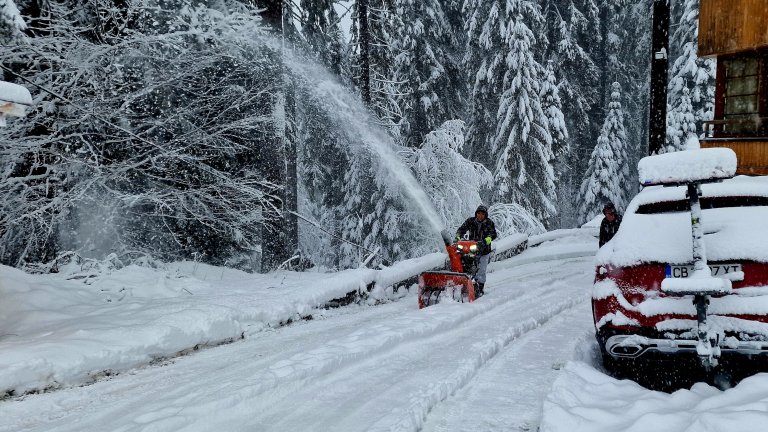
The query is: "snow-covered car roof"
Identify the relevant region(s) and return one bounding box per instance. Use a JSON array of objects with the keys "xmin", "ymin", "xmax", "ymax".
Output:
[{"xmin": 596, "ymin": 176, "xmax": 768, "ymax": 267}]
